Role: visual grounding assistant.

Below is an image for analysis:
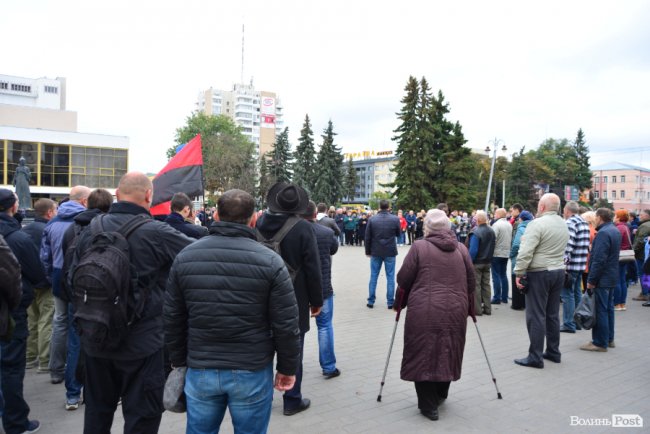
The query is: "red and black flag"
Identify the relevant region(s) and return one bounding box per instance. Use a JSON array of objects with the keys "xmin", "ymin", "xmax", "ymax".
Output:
[{"xmin": 150, "ymin": 134, "xmax": 204, "ymax": 216}]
